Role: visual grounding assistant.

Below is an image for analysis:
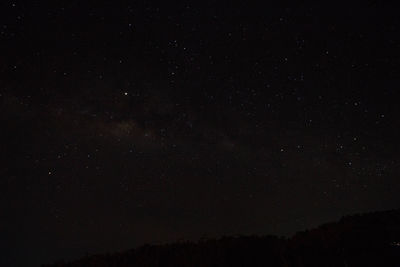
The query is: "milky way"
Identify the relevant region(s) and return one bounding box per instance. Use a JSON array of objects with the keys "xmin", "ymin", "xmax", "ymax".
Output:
[{"xmin": 1, "ymin": 2, "xmax": 400, "ymax": 266}]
